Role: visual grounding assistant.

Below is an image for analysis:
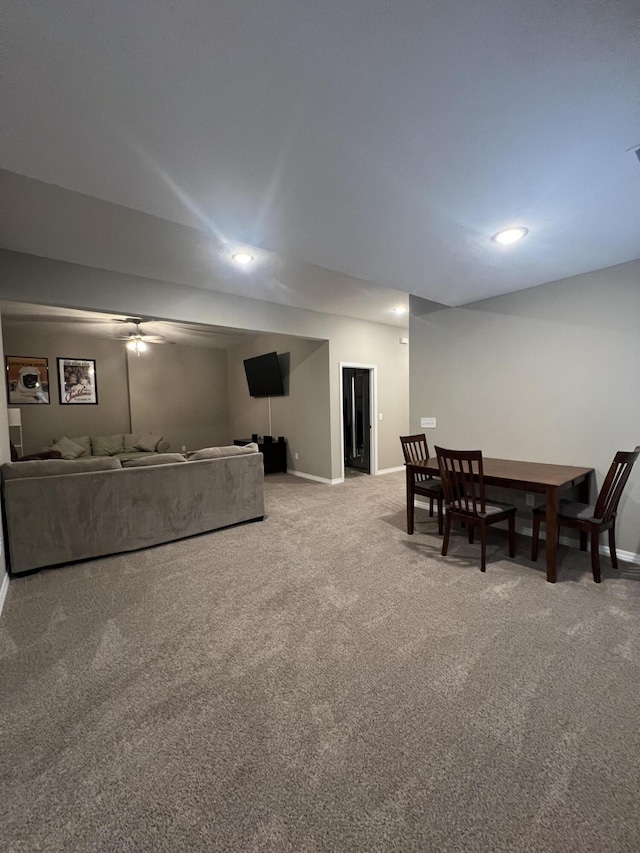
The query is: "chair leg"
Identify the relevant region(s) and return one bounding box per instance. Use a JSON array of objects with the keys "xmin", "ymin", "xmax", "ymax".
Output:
[
  {"xmin": 508, "ymin": 514, "xmax": 516, "ymax": 558},
  {"xmin": 437, "ymin": 497, "xmax": 443, "ymax": 536},
  {"xmin": 608, "ymin": 526, "xmax": 618, "ymax": 569},
  {"xmin": 591, "ymin": 529, "xmax": 601, "ymax": 583},
  {"xmin": 579, "ymin": 532, "xmax": 588, "ymax": 552},
  {"xmin": 442, "ymin": 513, "xmax": 451, "ymax": 557},
  {"xmin": 531, "ymin": 513, "xmax": 541, "ymax": 562},
  {"xmin": 468, "ymin": 525, "xmax": 474, "ymax": 545},
  {"xmin": 429, "ymin": 497, "xmax": 434, "ymax": 517},
  {"xmin": 480, "ymin": 526, "xmax": 487, "ymax": 572}
]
